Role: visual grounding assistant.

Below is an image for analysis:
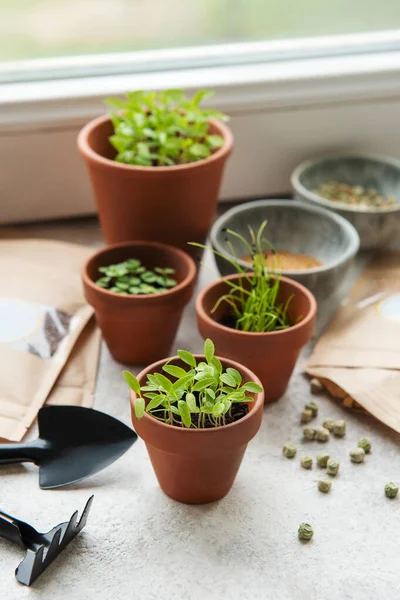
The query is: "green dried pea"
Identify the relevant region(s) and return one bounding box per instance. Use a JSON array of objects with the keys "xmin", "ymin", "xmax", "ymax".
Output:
[
  {"xmin": 283, "ymin": 443, "xmax": 297, "ymax": 458},
  {"xmin": 316, "ymin": 427, "xmax": 330, "ymax": 442},
  {"xmin": 303, "ymin": 427, "xmax": 316, "ymax": 441},
  {"xmin": 298, "ymin": 523, "xmax": 314, "ymax": 541},
  {"xmin": 358, "ymin": 437, "xmax": 371, "ymax": 453},
  {"xmin": 305, "ymin": 401, "xmax": 318, "ymax": 417},
  {"xmin": 310, "ymin": 378, "xmax": 323, "ymax": 394},
  {"xmin": 316, "ymin": 452, "xmax": 330, "ymax": 467},
  {"xmin": 333, "ymin": 420, "xmax": 346, "ymax": 437},
  {"xmin": 327, "ymin": 459, "xmax": 340, "ymax": 476},
  {"xmin": 300, "ymin": 456, "xmax": 313, "ymax": 469},
  {"xmin": 385, "ymin": 482, "xmax": 399, "ymax": 499},
  {"xmin": 317, "ymin": 478, "xmax": 332, "ymax": 493},
  {"xmin": 301, "ymin": 409, "xmax": 313, "ymax": 423},
  {"xmin": 322, "ymin": 418, "xmax": 335, "ymax": 432},
  {"xmin": 350, "ymin": 447, "xmax": 365, "ymax": 463}
]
